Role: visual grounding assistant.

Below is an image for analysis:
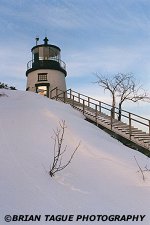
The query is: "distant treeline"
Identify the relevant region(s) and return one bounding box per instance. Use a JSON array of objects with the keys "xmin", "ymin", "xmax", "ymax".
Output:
[{"xmin": 0, "ymin": 82, "xmax": 16, "ymax": 90}]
